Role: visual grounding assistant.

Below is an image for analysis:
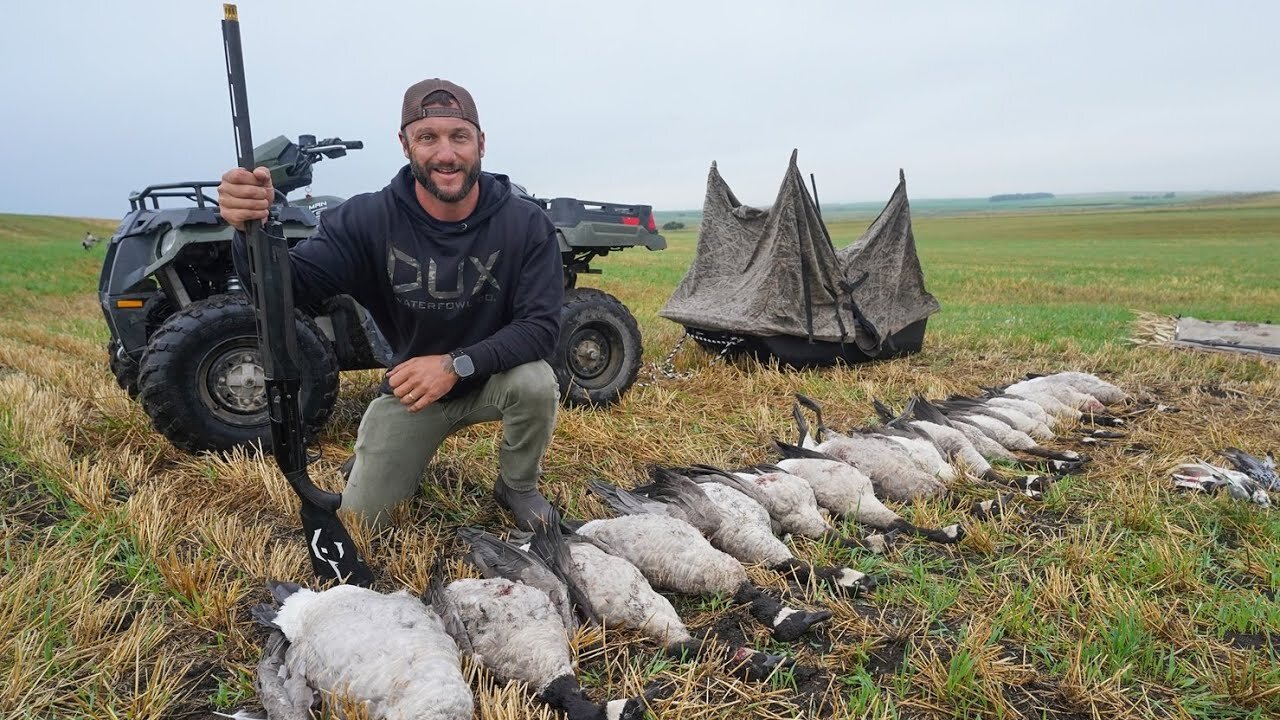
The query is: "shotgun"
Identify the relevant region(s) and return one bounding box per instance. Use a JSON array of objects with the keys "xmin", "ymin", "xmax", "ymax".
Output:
[{"xmin": 220, "ymin": 3, "xmax": 373, "ymax": 586}]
